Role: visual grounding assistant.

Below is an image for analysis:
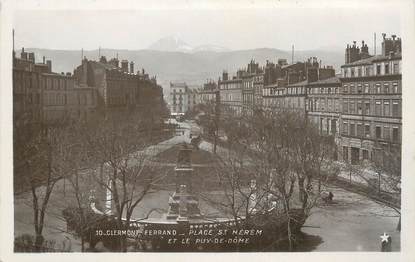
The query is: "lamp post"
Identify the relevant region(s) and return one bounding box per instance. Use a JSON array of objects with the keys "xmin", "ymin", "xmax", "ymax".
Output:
[{"xmin": 378, "ymin": 171, "xmax": 381, "ymax": 194}]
